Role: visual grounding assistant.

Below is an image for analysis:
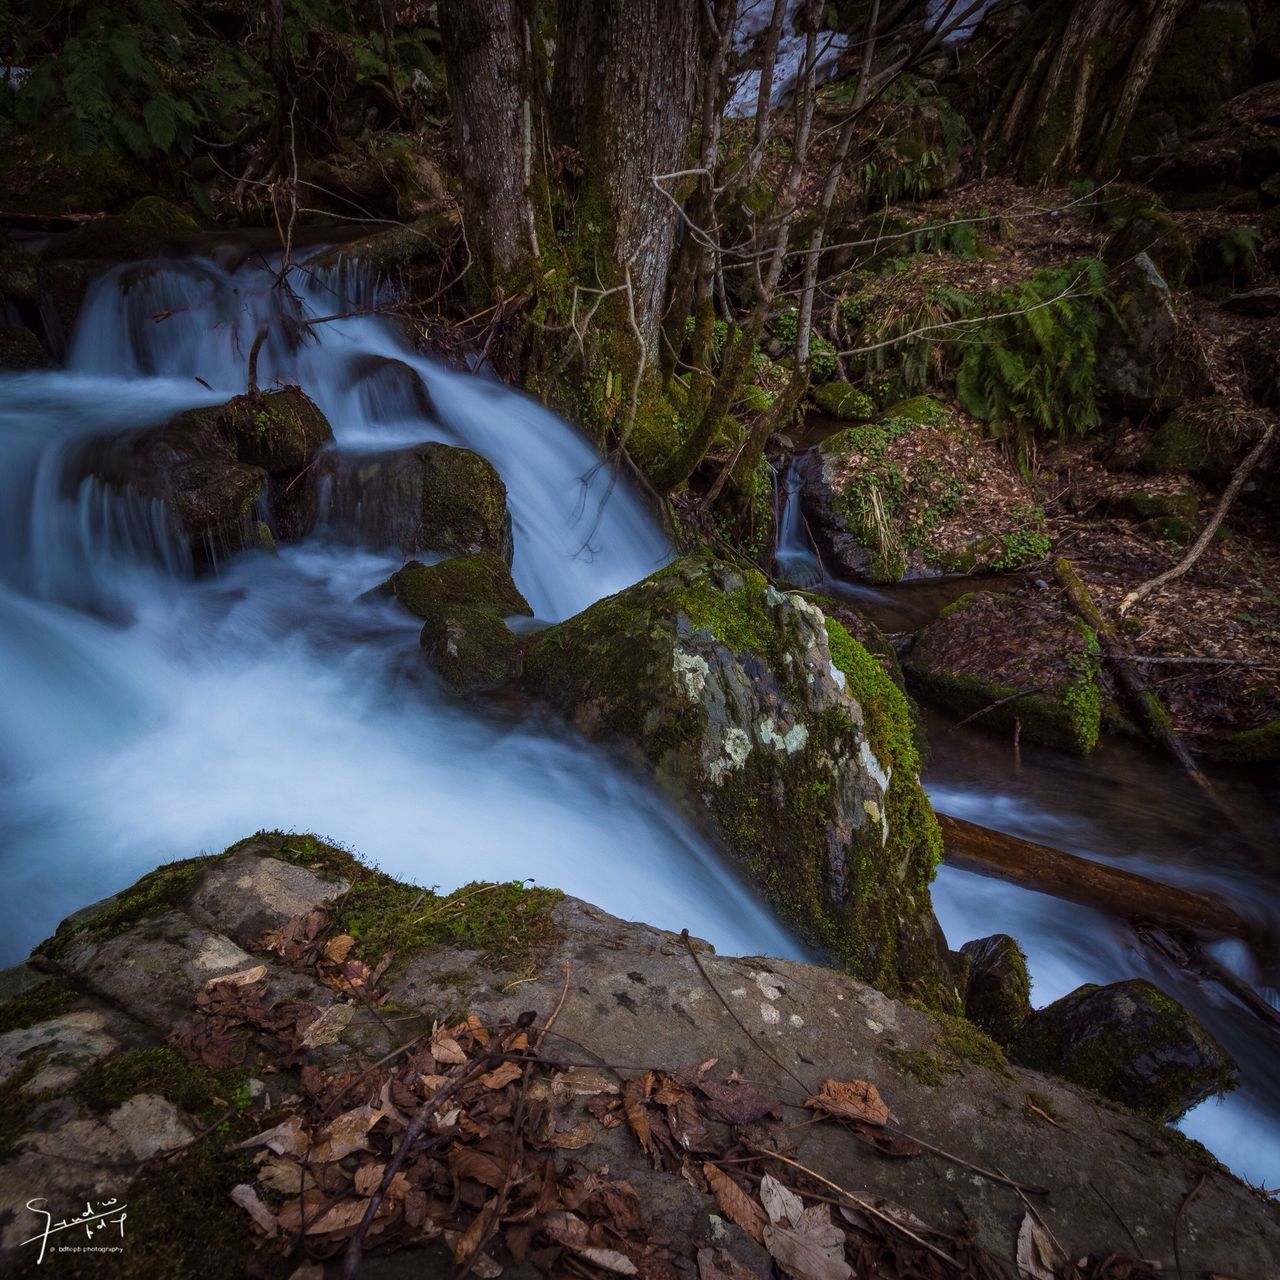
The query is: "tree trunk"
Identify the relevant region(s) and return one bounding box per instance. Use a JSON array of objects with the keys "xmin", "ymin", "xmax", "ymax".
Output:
[
  {"xmin": 551, "ymin": 0, "xmax": 701, "ymax": 351},
  {"xmin": 438, "ymin": 0, "xmax": 541, "ymax": 291}
]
